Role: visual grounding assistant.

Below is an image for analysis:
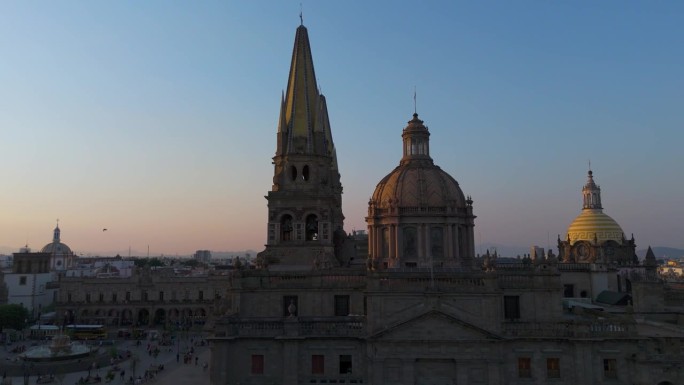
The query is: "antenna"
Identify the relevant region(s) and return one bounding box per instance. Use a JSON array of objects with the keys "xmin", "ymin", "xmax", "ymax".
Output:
[{"xmin": 588, "ymin": 159, "xmax": 591, "ymax": 171}]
